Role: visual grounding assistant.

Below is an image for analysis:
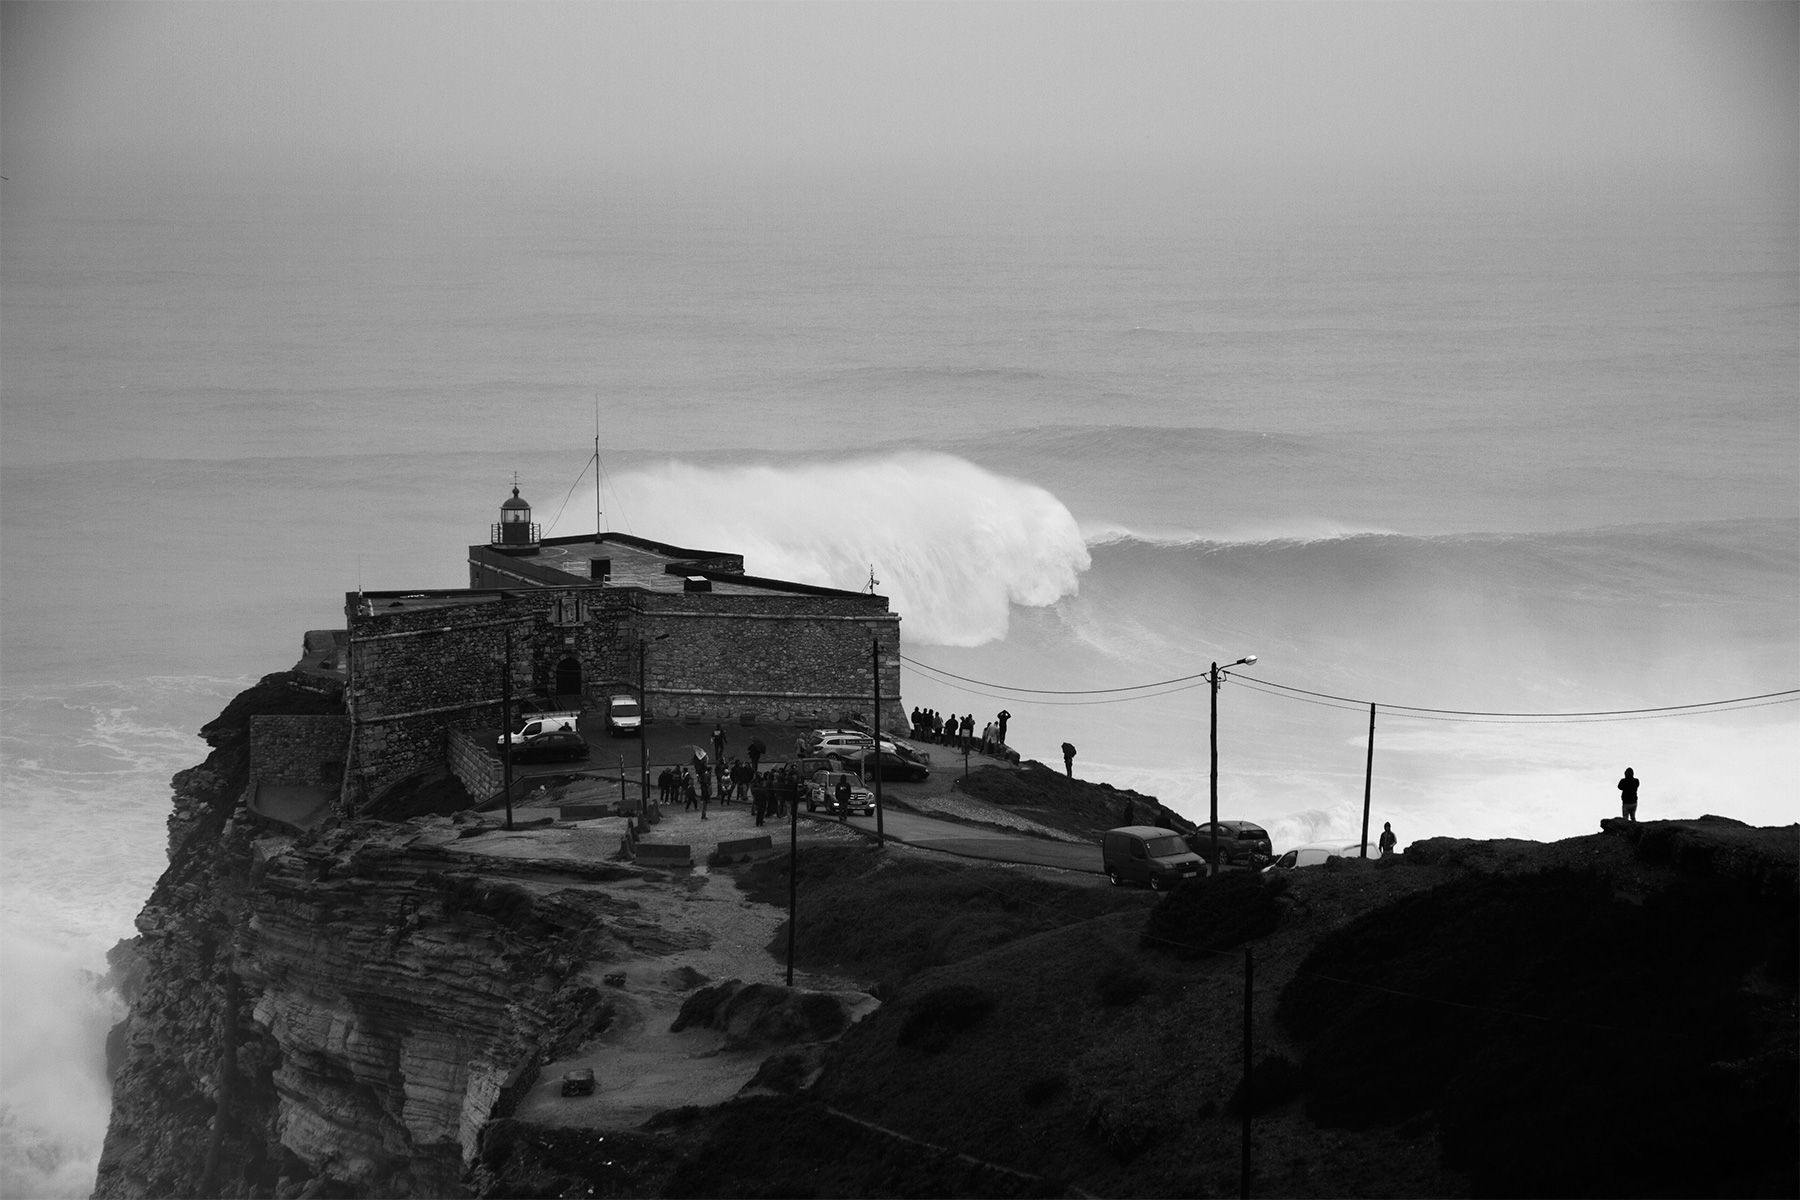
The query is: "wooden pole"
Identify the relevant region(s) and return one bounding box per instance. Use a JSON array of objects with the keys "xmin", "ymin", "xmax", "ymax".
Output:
[
  {"xmin": 871, "ymin": 637, "xmax": 885, "ymax": 847},
  {"xmin": 1360, "ymin": 703, "xmax": 1375, "ymax": 858},
  {"xmin": 787, "ymin": 789, "xmax": 798, "ymax": 987},
  {"xmin": 501, "ymin": 629, "xmax": 514, "ymax": 832},
  {"xmin": 1209, "ymin": 662, "xmax": 1220, "ymax": 872},
  {"xmin": 1241, "ymin": 946, "xmax": 1254, "ymax": 1198}
]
